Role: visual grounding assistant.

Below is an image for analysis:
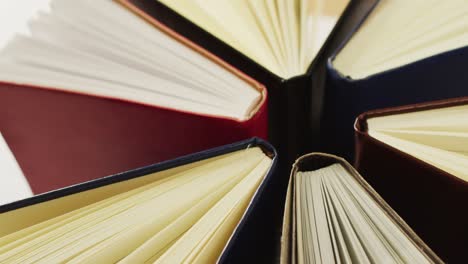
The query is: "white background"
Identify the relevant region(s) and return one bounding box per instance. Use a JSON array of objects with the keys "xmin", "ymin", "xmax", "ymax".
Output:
[
  {"xmin": 0, "ymin": 0, "xmax": 51, "ymax": 204},
  {"xmin": 0, "ymin": 0, "xmax": 50, "ymax": 48}
]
